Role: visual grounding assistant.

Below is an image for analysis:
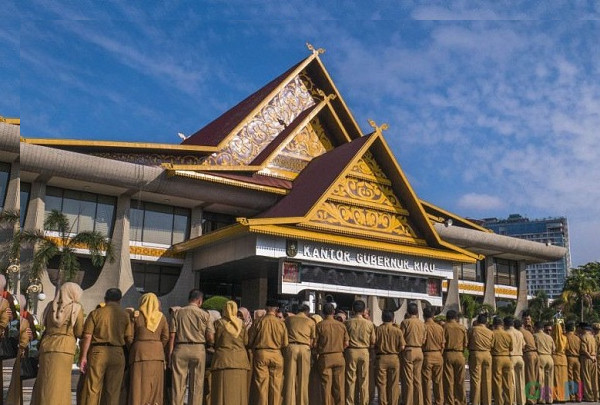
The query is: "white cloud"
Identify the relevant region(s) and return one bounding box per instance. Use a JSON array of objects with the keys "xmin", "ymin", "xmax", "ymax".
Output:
[{"xmin": 457, "ymin": 193, "xmax": 505, "ymax": 211}]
